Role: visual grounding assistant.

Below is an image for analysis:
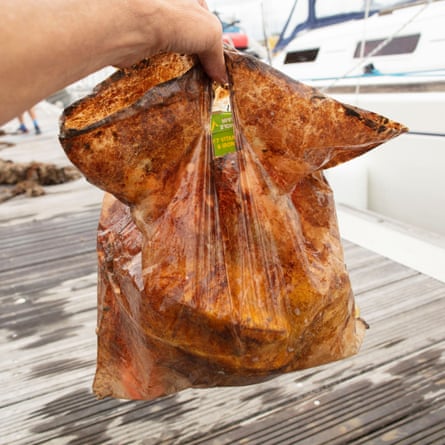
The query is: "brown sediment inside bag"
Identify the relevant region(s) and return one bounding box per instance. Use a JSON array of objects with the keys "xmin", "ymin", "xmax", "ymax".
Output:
[{"xmin": 60, "ymin": 48, "xmax": 407, "ymax": 400}]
